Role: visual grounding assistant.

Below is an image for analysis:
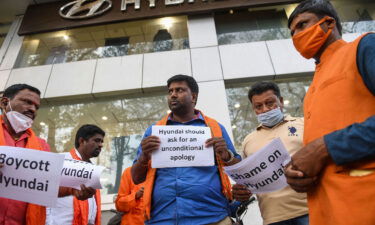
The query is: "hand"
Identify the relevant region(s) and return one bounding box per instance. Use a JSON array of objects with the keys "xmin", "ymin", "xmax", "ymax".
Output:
[
  {"xmin": 232, "ymin": 184, "xmax": 252, "ymax": 202},
  {"xmin": 290, "ymin": 137, "xmax": 330, "ymax": 178},
  {"xmin": 139, "ymin": 136, "xmax": 161, "ymax": 164},
  {"xmin": 206, "ymin": 137, "xmax": 231, "ymax": 162},
  {"xmin": 285, "ymin": 165, "xmax": 318, "ymax": 193},
  {"xmin": 73, "ymin": 184, "xmax": 96, "ymax": 200},
  {"xmin": 135, "ymin": 187, "xmax": 144, "ymax": 200}
]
